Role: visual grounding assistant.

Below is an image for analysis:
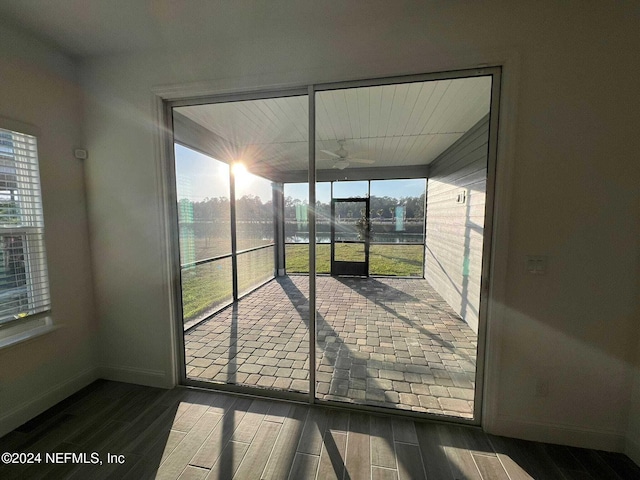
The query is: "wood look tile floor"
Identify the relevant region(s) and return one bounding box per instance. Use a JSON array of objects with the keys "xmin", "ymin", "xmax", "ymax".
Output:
[{"xmin": 1, "ymin": 380, "xmax": 639, "ymax": 480}]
